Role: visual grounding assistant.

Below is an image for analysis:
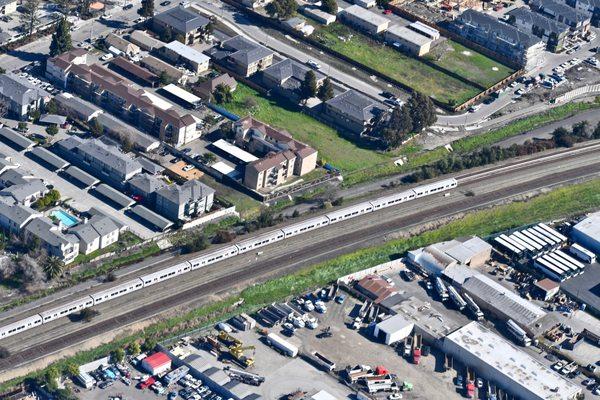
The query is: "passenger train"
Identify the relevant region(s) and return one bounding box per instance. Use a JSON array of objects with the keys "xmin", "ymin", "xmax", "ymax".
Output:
[{"xmin": 0, "ymin": 178, "xmax": 457, "ymax": 340}]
